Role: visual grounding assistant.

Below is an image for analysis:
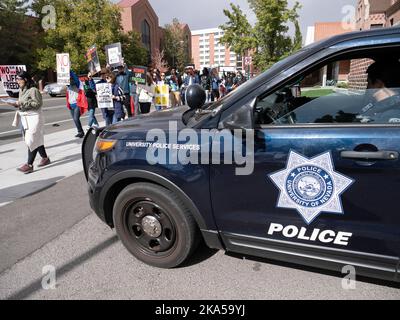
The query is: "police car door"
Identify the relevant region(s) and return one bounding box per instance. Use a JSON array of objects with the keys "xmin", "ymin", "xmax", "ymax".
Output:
[{"xmin": 211, "ymin": 55, "xmax": 400, "ymax": 277}]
